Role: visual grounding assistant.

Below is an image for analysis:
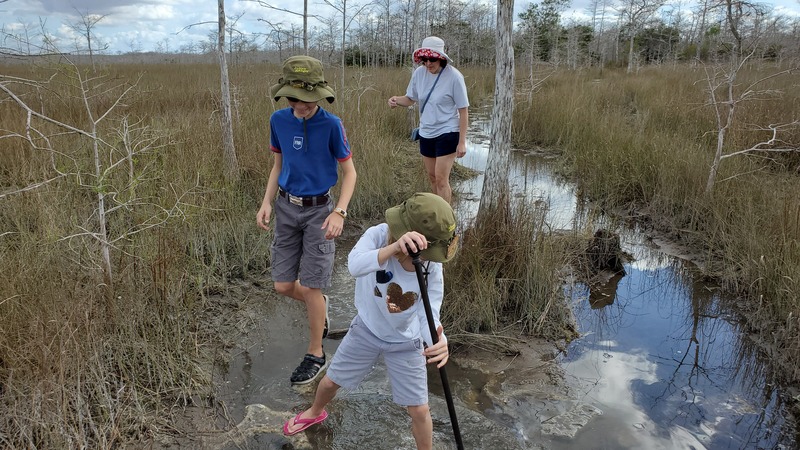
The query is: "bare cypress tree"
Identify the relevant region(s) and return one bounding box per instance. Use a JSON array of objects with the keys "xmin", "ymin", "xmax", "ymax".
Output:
[
  {"xmin": 323, "ymin": 0, "xmax": 373, "ymax": 105},
  {"xmin": 477, "ymin": 0, "xmax": 514, "ymax": 219},
  {"xmin": 250, "ymin": 0, "xmax": 313, "ymax": 54},
  {"xmin": 1, "ymin": 59, "xmax": 193, "ymax": 296},
  {"xmin": 67, "ymin": 10, "xmax": 108, "ymax": 71},
  {"xmin": 620, "ymin": 0, "xmax": 665, "ymax": 73},
  {"xmin": 701, "ymin": 0, "xmax": 798, "ymax": 195},
  {"xmin": 693, "ymin": 0, "xmax": 711, "ymax": 61},
  {"xmin": 218, "ymin": 0, "xmax": 240, "ymax": 182}
]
